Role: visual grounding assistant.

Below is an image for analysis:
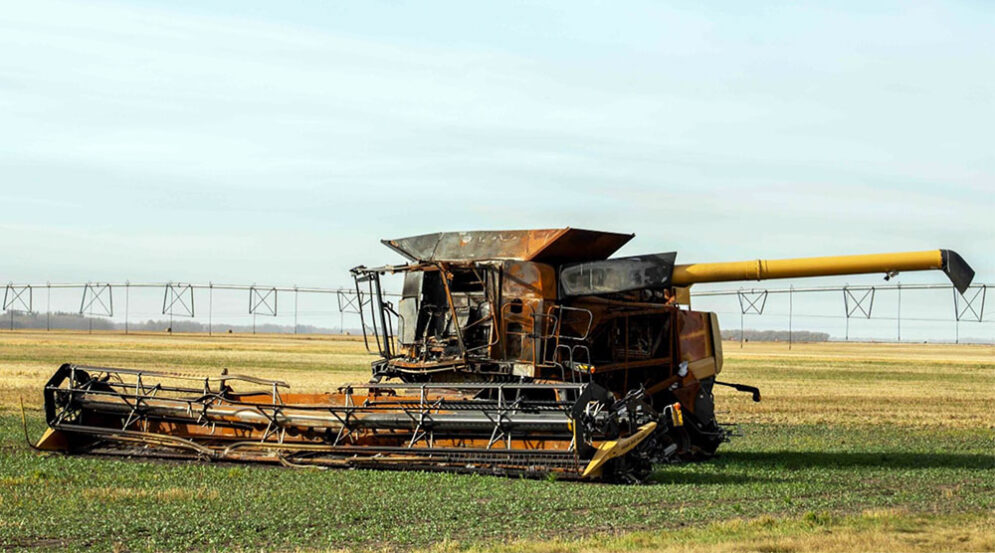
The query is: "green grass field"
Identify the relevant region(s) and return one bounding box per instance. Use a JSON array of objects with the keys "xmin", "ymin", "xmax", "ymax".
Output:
[{"xmin": 1, "ymin": 332, "xmax": 993, "ymax": 552}]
